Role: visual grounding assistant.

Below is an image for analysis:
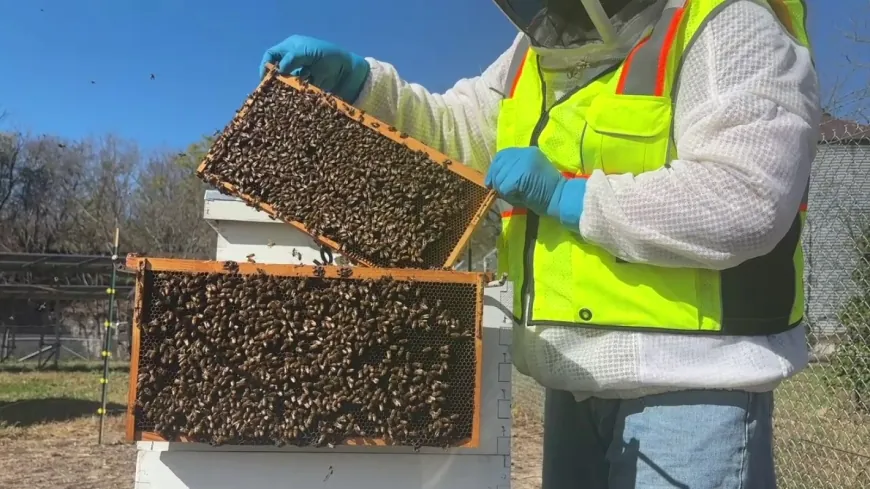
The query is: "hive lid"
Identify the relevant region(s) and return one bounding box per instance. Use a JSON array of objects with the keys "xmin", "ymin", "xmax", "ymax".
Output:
[
  {"xmin": 204, "ymin": 189, "xmax": 243, "ymax": 202},
  {"xmin": 203, "ymin": 189, "xmax": 285, "ymax": 225}
]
